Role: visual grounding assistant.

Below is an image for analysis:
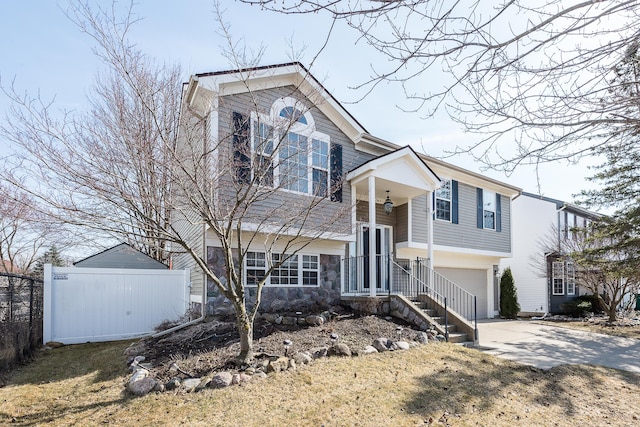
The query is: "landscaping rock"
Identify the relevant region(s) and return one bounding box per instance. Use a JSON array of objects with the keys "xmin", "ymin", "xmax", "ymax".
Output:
[
  {"xmin": 309, "ymin": 347, "xmax": 328, "ymax": 359},
  {"xmin": 293, "ymin": 351, "xmax": 313, "ymax": 365},
  {"xmin": 128, "ymin": 376, "xmax": 158, "ymax": 396},
  {"xmin": 282, "ymin": 316, "xmax": 297, "ymax": 326},
  {"xmin": 328, "ymin": 343, "xmax": 352, "ymax": 357},
  {"xmin": 211, "ymin": 372, "xmax": 233, "ymax": 388},
  {"xmin": 305, "ymin": 315, "xmax": 325, "ymax": 326},
  {"xmin": 266, "ymin": 357, "xmax": 290, "ymax": 373},
  {"xmin": 165, "ymin": 378, "xmax": 181, "ymax": 391},
  {"xmin": 181, "ymin": 378, "xmax": 202, "ymax": 392},
  {"xmin": 232, "ymin": 373, "xmax": 252, "ymax": 385},
  {"xmin": 129, "ymin": 368, "xmax": 150, "ymax": 383},
  {"xmin": 195, "ymin": 377, "xmax": 212, "ymax": 391},
  {"xmin": 253, "ymin": 371, "xmax": 268, "ymax": 380},
  {"xmin": 395, "ymin": 341, "xmax": 410, "ymax": 350},
  {"xmin": 361, "ymin": 345, "xmax": 378, "ymax": 355},
  {"xmin": 373, "ymin": 338, "xmax": 390, "ymax": 352},
  {"xmin": 414, "ymin": 332, "xmax": 429, "ymax": 344}
]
